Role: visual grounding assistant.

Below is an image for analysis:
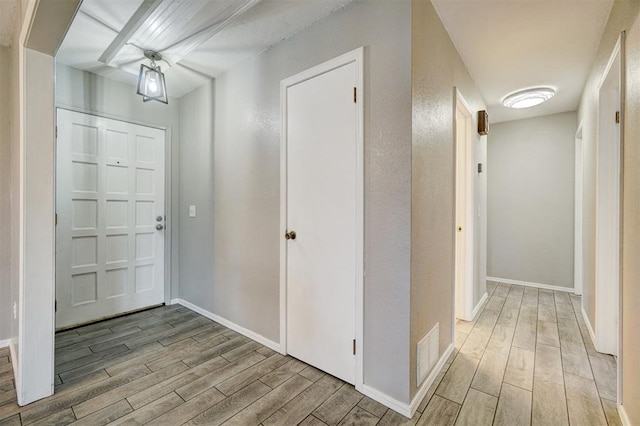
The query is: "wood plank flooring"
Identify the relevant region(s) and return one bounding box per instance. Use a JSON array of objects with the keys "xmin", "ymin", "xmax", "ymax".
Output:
[{"xmin": 0, "ymin": 283, "xmax": 620, "ymax": 425}]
